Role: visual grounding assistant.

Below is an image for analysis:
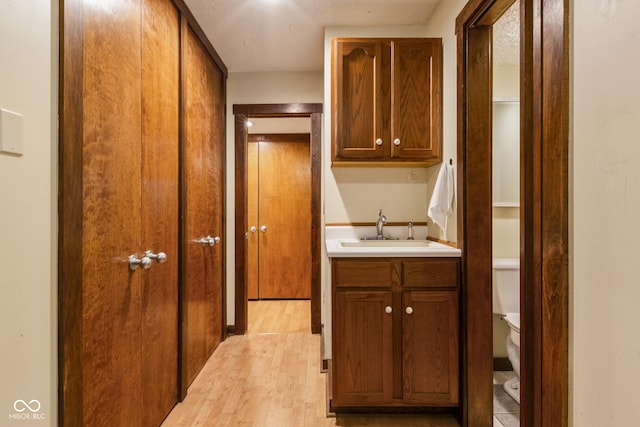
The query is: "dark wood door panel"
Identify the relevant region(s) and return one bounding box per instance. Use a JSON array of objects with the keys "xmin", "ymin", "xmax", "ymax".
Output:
[
  {"xmin": 182, "ymin": 22, "xmax": 225, "ymax": 385},
  {"xmin": 141, "ymin": 0, "xmax": 180, "ymax": 423},
  {"xmin": 81, "ymin": 0, "xmax": 144, "ymax": 424}
]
